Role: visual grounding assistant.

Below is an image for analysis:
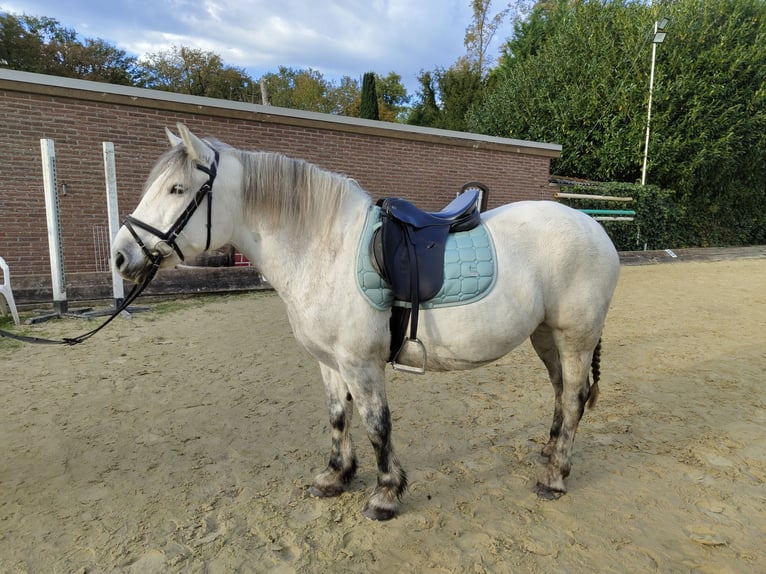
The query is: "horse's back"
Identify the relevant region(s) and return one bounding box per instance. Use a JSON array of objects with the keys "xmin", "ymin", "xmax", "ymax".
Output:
[
  {"xmin": 485, "ymin": 200, "xmax": 618, "ymax": 267},
  {"xmin": 485, "ymin": 200, "xmax": 620, "ymax": 325}
]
